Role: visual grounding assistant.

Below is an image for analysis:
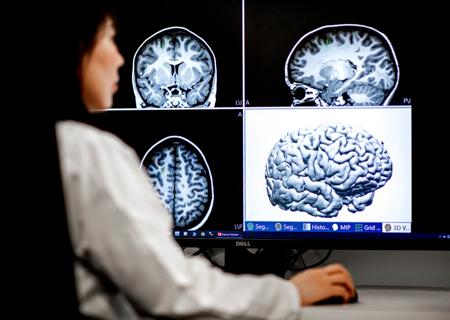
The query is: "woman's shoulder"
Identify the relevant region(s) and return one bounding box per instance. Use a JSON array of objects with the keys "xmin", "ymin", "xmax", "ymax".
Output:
[
  {"xmin": 57, "ymin": 120, "xmax": 126, "ymax": 148},
  {"xmin": 56, "ymin": 120, "xmax": 135, "ymax": 160}
]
